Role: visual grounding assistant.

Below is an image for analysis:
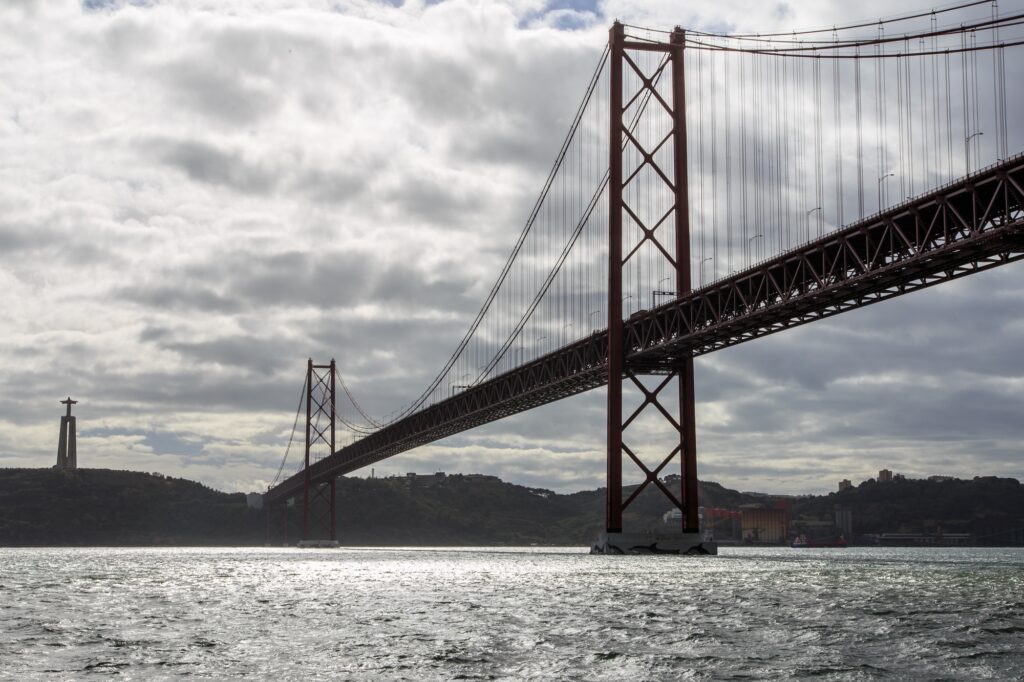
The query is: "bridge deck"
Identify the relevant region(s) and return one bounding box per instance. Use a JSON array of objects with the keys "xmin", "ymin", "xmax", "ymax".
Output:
[{"xmin": 266, "ymin": 155, "xmax": 1024, "ymax": 504}]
